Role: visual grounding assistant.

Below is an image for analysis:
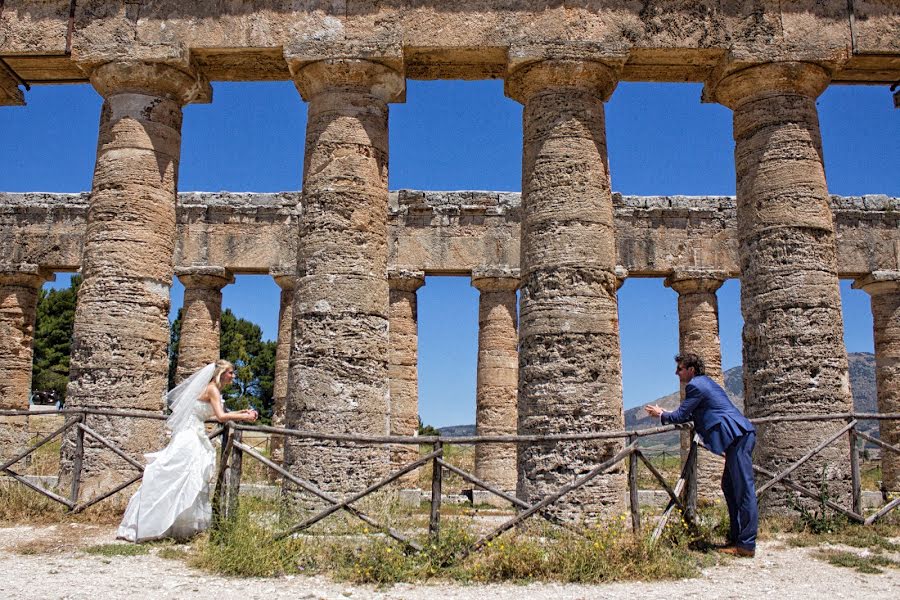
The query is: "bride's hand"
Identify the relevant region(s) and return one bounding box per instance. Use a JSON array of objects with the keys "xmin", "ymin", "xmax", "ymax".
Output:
[{"xmin": 245, "ymin": 409, "xmax": 258, "ymax": 422}]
